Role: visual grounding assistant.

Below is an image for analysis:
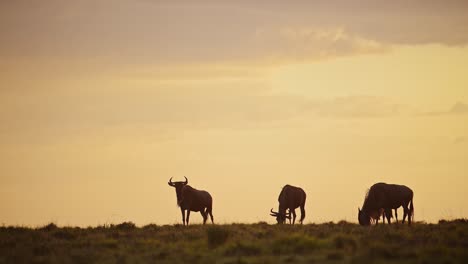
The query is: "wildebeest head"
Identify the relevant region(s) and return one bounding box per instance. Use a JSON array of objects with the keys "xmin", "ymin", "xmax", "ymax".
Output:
[
  {"xmin": 270, "ymin": 208, "xmax": 291, "ymax": 224},
  {"xmin": 168, "ymin": 176, "xmax": 188, "ymax": 205},
  {"xmin": 358, "ymin": 207, "xmax": 371, "ymax": 226}
]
